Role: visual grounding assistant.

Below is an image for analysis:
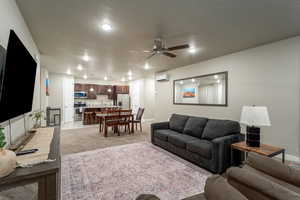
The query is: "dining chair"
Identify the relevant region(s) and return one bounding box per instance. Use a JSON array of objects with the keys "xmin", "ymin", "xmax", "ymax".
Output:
[
  {"xmin": 118, "ymin": 109, "xmax": 132, "ymax": 133},
  {"xmin": 133, "ymin": 108, "xmax": 145, "ymax": 132}
]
